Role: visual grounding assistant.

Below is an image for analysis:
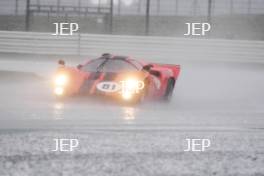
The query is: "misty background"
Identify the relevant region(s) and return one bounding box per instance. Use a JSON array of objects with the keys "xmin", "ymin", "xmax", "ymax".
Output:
[{"xmin": 0, "ymin": 0, "xmax": 263, "ymax": 40}]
